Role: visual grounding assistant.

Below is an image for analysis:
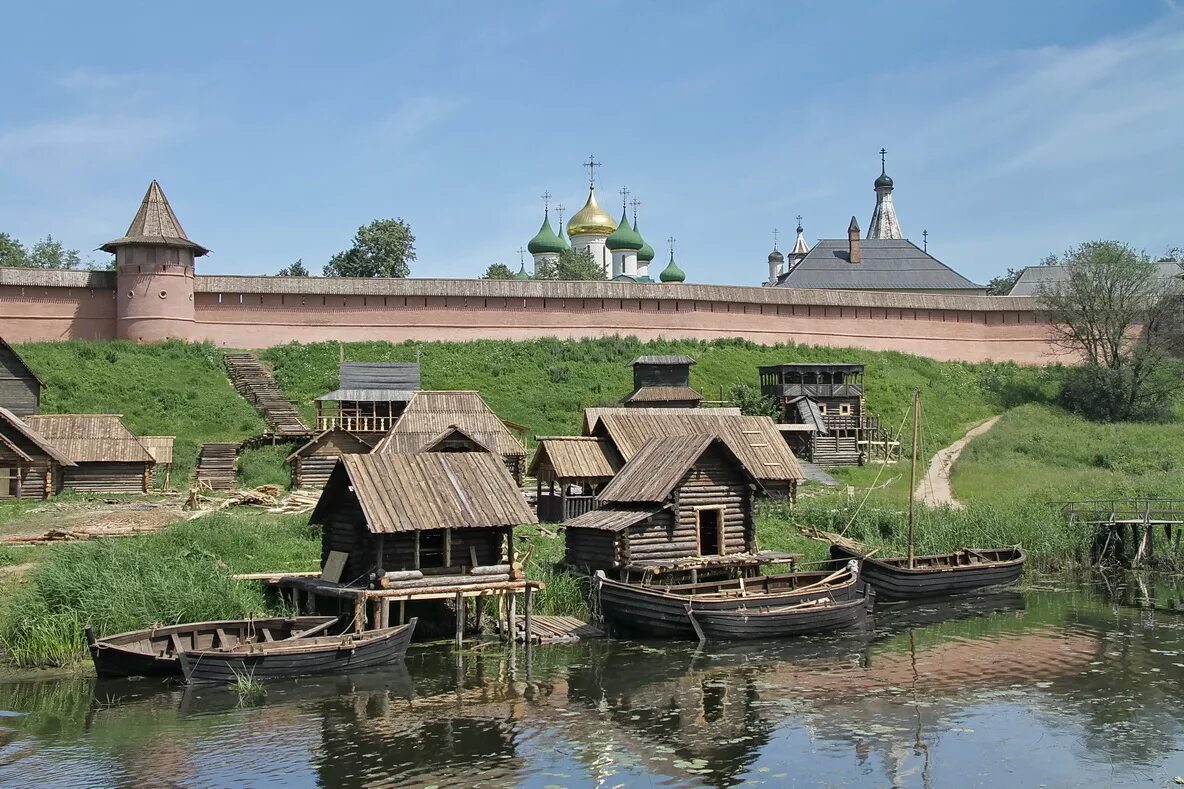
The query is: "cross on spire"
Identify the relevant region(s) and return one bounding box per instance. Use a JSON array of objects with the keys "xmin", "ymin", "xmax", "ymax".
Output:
[
  {"xmin": 667, "ymin": 236, "xmax": 676, "ymax": 251},
  {"xmin": 517, "ymin": 246, "xmax": 525, "ymax": 265},
  {"xmin": 922, "ymin": 229, "xmax": 928, "ymax": 252},
  {"xmin": 555, "ymin": 204, "xmax": 565, "ymax": 228},
  {"xmin": 880, "ymin": 147, "xmax": 887, "ymax": 175},
  {"xmin": 540, "ymin": 191, "xmax": 552, "ymax": 212},
  {"xmin": 772, "ymin": 228, "xmax": 780, "ymax": 249},
  {"xmin": 619, "ymin": 186, "xmax": 630, "ymax": 210},
  {"xmin": 584, "ymin": 155, "xmax": 601, "ymax": 188},
  {"xmin": 630, "ymin": 198, "xmax": 641, "ymax": 224},
  {"xmin": 796, "ymin": 214, "xmax": 803, "ymax": 232}
]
